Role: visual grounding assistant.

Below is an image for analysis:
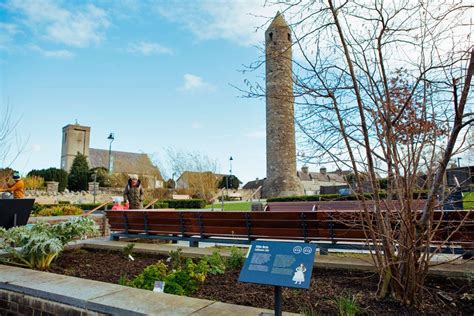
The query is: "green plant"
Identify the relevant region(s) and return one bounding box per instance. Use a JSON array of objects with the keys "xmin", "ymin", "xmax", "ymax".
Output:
[
  {"xmin": 204, "ymin": 251, "xmax": 226, "ymax": 275},
  {"xmin": 129, "ymin": 261, "xmax": 168, "ymax": 290},
  {"xmin": 0, "ymin": 217, "xmax": 98, "ymax": 270},
  {"xmin": 28, "ymin": 168, "xmax": 68, "ymax": 192},
  {"xmin": 226, "ymin": 246, "xmax": 245, "ymax": 269},
  {"xmin": 37, "ymin": 205, "xmax": 83, "ymax": 216},
  {"xmin": 162, "ymin": 199, "xmax": 206, "ymax": 209},
  {"xmin": 118, "ymin": 274, "xmax": 129, "ymax": 286},
  {"xmin": 334, "ymin": 295, "xmax": 361, "ymax": 316},
  {"xmin": 123, "ymin": 243, "xmax": 135, "ymax": 258},
  {"xmin": 23, "ymin": 176, "xmax": 44, "ymax": 190},
  {"xmin": 168, "ymin": 248, "xmax": 184, "ymax": 270},
  {"xmin": 68, "ymin": 152, "xmax": 89, "ymax": 191},
  {"xmin": 164, "ymin": 270, "xmax": 198, "ymax": 295}
]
